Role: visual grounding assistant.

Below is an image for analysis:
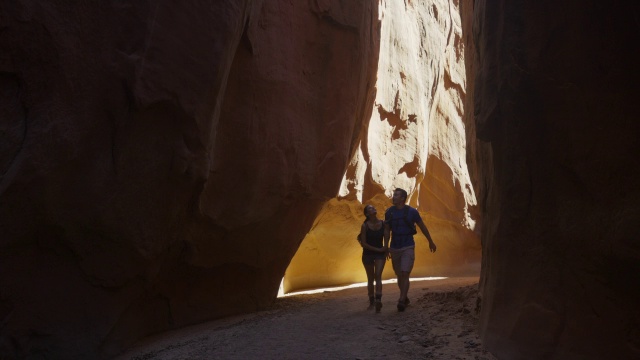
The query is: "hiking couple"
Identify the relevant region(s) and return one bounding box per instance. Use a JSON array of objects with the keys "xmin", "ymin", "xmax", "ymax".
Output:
[{"xmin": 357, "ymin": 188, "xmax": 437, "ymax": 312}]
